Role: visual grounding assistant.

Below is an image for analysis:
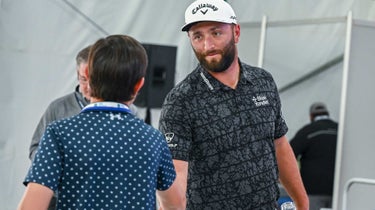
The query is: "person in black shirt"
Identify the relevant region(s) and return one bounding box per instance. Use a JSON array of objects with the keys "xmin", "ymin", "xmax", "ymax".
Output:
[{"xmin": 290, "ymin": 102, "xmax": 338, "ymax": 210}]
